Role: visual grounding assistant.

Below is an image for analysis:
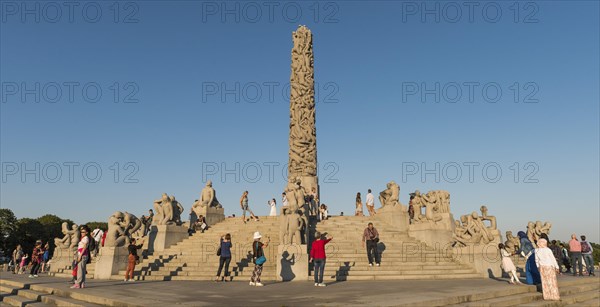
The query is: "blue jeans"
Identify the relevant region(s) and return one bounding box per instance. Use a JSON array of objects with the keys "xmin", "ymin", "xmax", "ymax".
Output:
[
  {"xmin": 583, "ymin": 254, "xmax": 595, "ymax": 275},
  {"xmin": 313, "ymin": 259, "xmax": 325, "ymax": 284}
]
